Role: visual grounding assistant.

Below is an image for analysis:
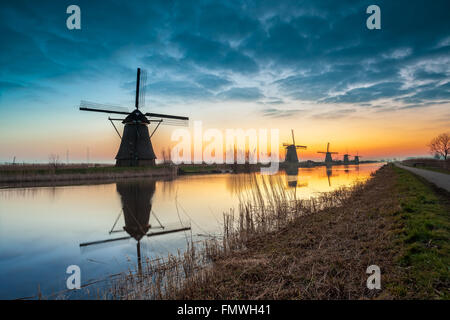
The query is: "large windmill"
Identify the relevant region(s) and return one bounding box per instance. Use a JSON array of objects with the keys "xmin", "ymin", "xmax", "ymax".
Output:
[
  {"xmin": 79, "ymin": 68, "xmax": 189, "ymax": 166},
  {"xmin": 317, "ymin": 143, "xmax": 338, "ymax": 165},
  {"xmin": 283, "ymin": 130, "xmax": 307, "ymax": 163}
]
